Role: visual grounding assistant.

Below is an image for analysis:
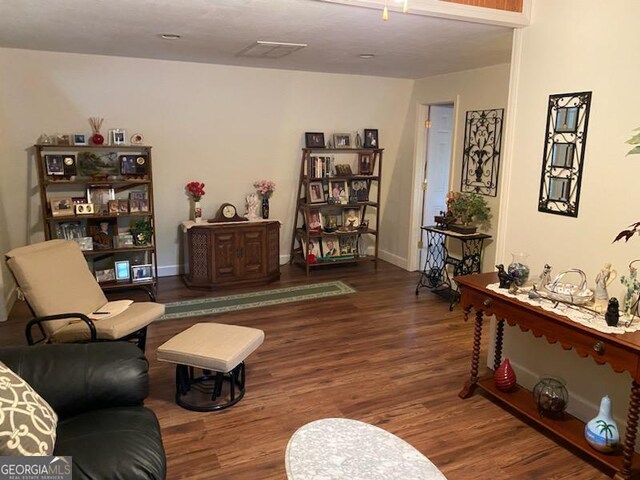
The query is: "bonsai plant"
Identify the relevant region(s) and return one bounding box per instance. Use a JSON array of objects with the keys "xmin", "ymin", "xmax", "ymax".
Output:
[
  {"xmin": 447, "ymin": 192, "xmax": 491, "ymax": 233},
  {"xmin": 130, "ymin": 219, "xmax": 152, "ymax": 246}
]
